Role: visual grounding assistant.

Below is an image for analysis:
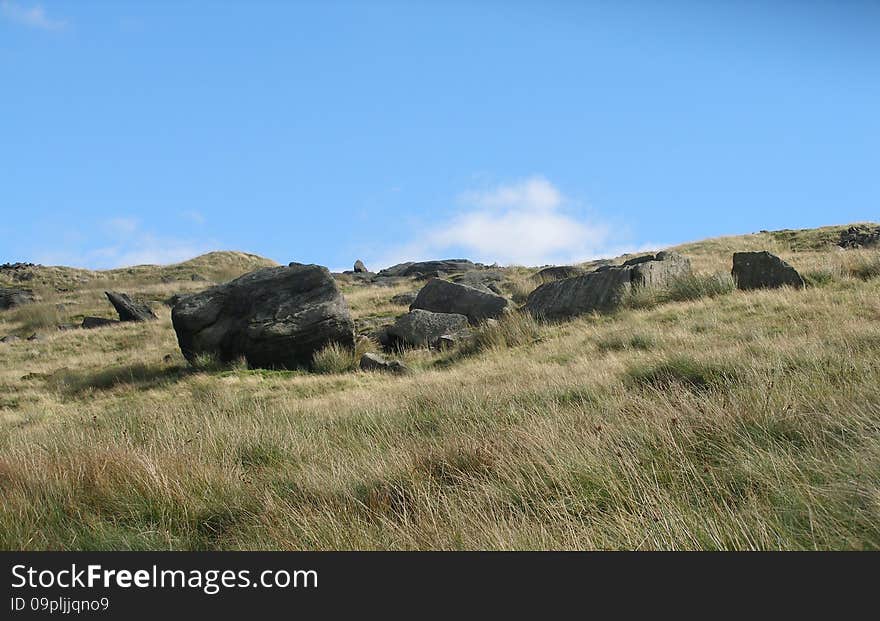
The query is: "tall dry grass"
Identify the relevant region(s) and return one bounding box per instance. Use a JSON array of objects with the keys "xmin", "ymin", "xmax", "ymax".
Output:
[{"xmin": 1, "ymin": 230, "xmax": 879, "ymax": 550}]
